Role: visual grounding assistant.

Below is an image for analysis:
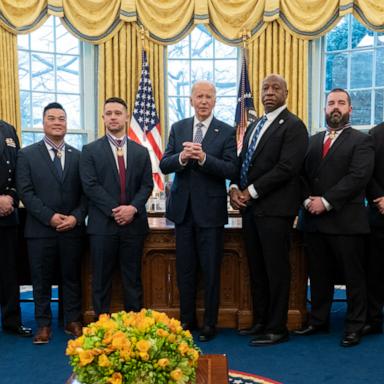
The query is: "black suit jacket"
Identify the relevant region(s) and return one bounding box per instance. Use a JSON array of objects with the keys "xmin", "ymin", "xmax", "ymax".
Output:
[
  {"xmin": 80, "ymin": 136, "xmax": 153, "ymax": 235},
  {"xmin": 299, "ymin": 127, "xmax": 374, "ymax": 234},
  {"xmin": 236, "ymin": 108, "xmax": 308, "ymax": 217},
  {"xmin": 16, "ymin": 140, "xmax": 87, "ymax": 238},
  {"xmin": 0, "ymin": 121, "xmax": 19, "ymax": 226},
  {"xmin": 160, "ymin": 116, "xmax": 237, "ymax": 227},
  {"xmin": 367, "ymin": 123, "xmax": 384, "ymax": 228}
]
